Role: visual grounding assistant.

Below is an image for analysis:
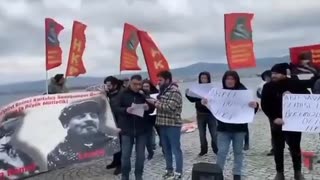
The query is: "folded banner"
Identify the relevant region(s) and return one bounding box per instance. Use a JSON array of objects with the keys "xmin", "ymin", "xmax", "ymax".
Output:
[
  {"xmin": 120, "ymin": 23, "xmax": 141, "ymax": 71},
  {"xmin": 0, "ymin": 92, "xmax": 120, "ymax": 179},
  {"xmin": 207, "ymin": 88, "xmax": 255, "ymax": 124},
  {"xmin": 224, "ymin": 13, "xmax": 256, "ymax": 69},
  {"xmin": 283, "ymin": 94, "xmax": 320, "ymax": 133},
  {"xmin": 66, "ymin": 21, "xmax": 87, "ymax": 77},
  {"xmin": 138, "ymin": 31, "xmax": 170, "ymax": 86},
  {"xmin": 289, "ymin": 44, "xmax": 320, "ymax": 74},
  {"xmin": 45, "ymin": 18, "xmax": 64, "ymax": 70}
]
